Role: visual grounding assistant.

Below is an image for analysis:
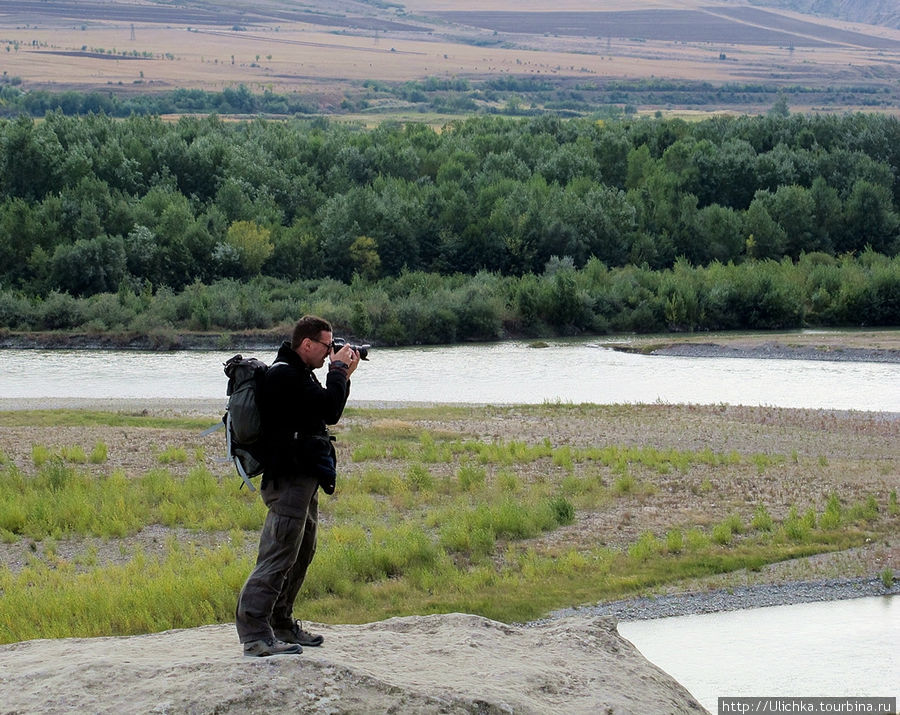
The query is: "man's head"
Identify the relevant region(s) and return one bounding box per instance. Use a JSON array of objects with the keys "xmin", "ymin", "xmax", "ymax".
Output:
[{"xmin": 291, "ymin": 315, "xmax": 333, "ymax": 369}]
